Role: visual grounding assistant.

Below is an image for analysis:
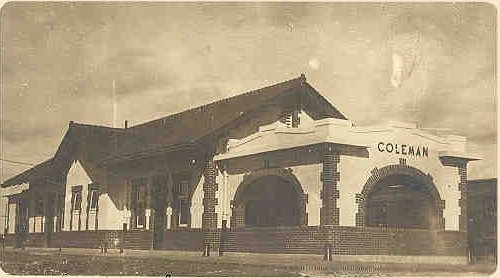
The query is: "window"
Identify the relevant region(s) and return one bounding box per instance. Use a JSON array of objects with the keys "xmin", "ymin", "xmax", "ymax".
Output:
[
  {"xmin": 180, "ymin": 181, "xmax": 189, "ymax": 195},
  {"xmin": 88, "ymin": 184, "xmax": 101, "ymax": 211},
  {"xmin": 89, "ymin": 190, "xmax": 99, "ymax": 210},
  {"xmin": 35, "ymin": 195, "xmax": 44, "ymax": 216},
  {"xmin": 133, "ymin": 184, "xmax": 147, "ymax": 208},
  {"xmin": 71, "ymin": 187, "xmax": 82, "ymax": 211},
  {"xmin": 174, "ymin": 179, "xmax": 190, "ymax": 198},
  {"xmin": 136, "ymin": 209, "xmax": 146, "ymax": 229},
  {"xmin": 280, "ymin": 110, "xmax": 300, "ymax": 128},
  {"xmin": 131, "ymin": 180, "xmax": 148, "ymax": 229},
  {"xmin": 179, "ymin": 199, "xmax": 190, "ymax": 225}
]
